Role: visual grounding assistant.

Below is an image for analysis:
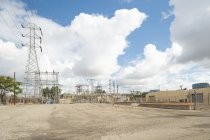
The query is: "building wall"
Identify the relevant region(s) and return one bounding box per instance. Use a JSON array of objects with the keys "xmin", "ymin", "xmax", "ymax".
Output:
[
  {"xmin": 146, "ymin": 90, "xmax": 190, "ymax": 103},
  {"xmin": 189, "ymin": 87, "xmax": 210, "ymax": 106},
  {"xmin": 145, "ymin": 88, "xmax": 210, "ymax": 107}
]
